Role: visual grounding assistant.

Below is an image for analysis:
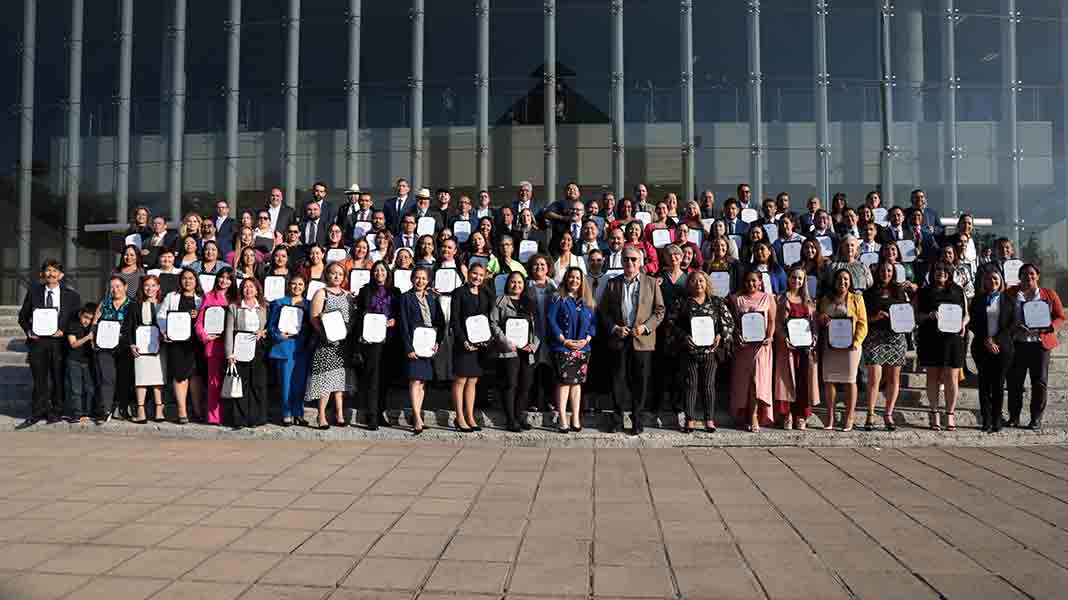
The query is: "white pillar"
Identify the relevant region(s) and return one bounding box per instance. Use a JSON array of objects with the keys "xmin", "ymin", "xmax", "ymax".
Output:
[
  {"xmin": 17, "ymin": 0, "xmax": 37, "ymax": 283},
  {"xmin": 64, "ymin": 0, "xmax": 84, "ymax": 271},
  {"xmin": 167, "ymin": 0, "xmax": 186, "ymax": 222},
  {"xmin": 115, "ymin": 0, "xmax": 133, "ymax": 222},
  {"xmin": 225, "ymin": 0, "xmax": 241, "ymax": 205},
  {"xmin": 284, "ymin": 0, "xmax": 300, "ymax": 207},
  {"xmin": 346, "ymin": 0, "xmax": 361, "ymax": 185}
]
